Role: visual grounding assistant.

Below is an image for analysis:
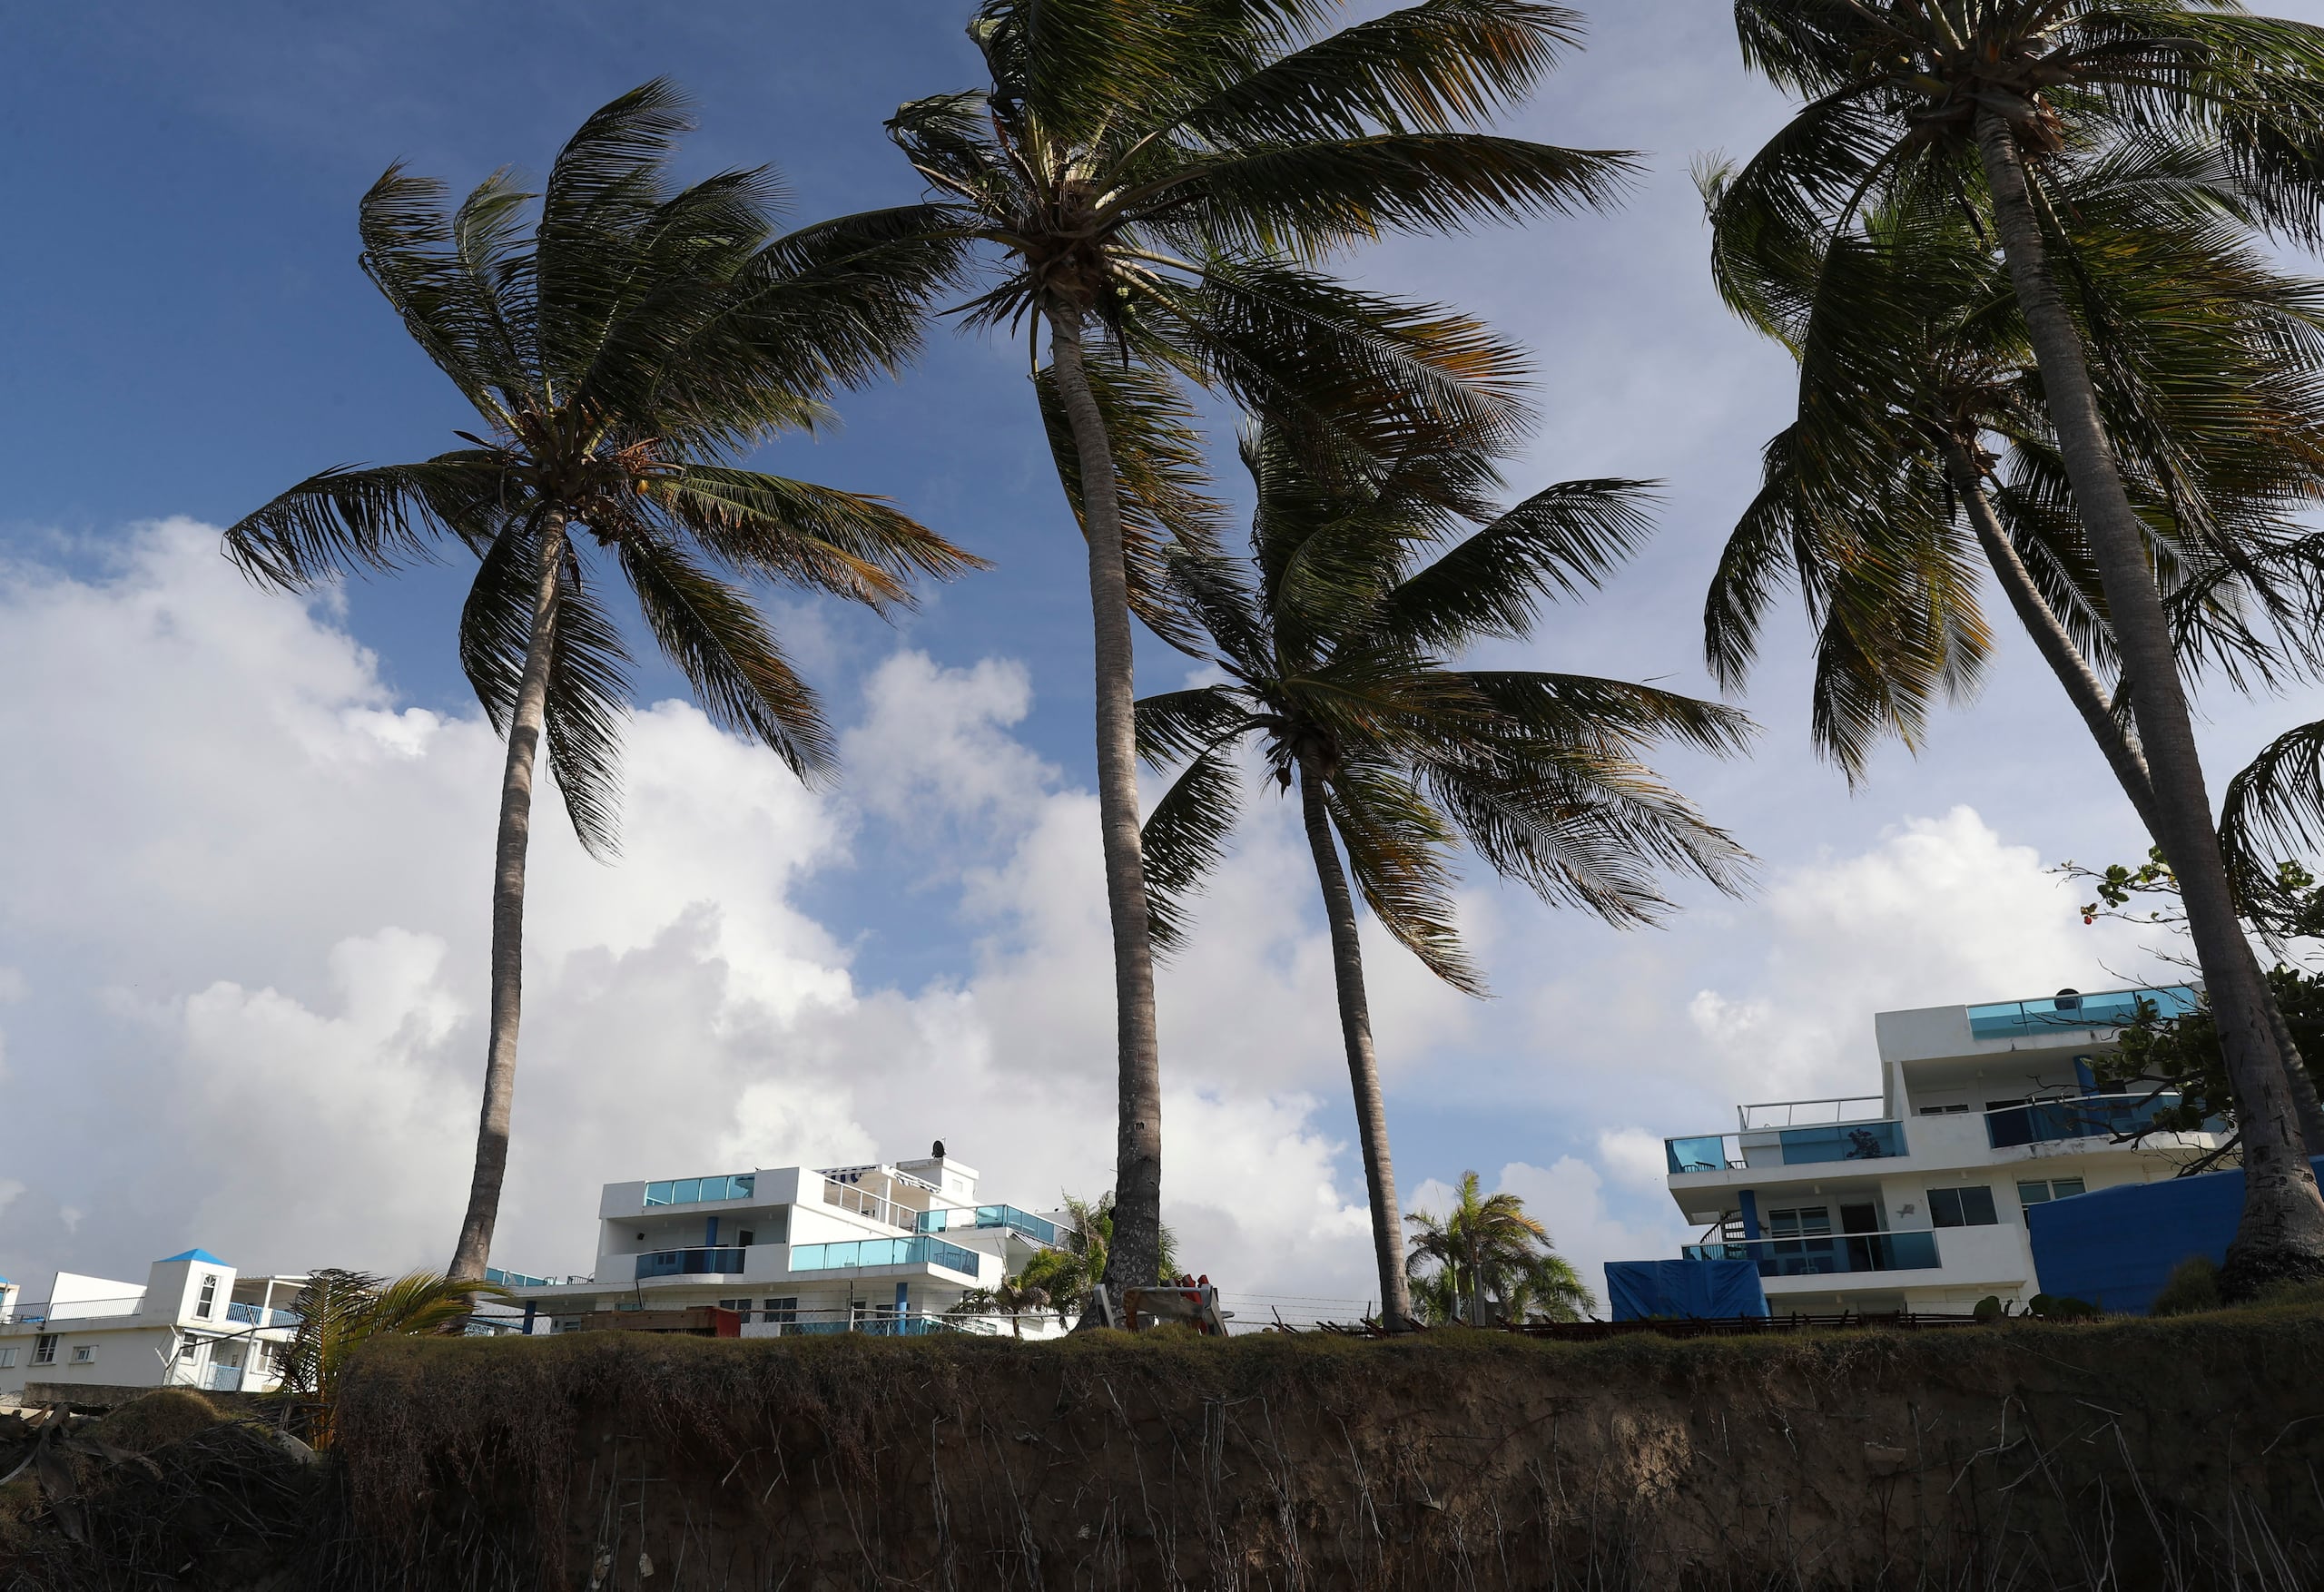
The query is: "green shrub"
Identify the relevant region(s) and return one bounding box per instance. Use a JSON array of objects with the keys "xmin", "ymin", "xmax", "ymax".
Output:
[
  {"xmin": 2027, "ymin": 1292, "xmax": 2101, "ymax": 1321},
  {"xmin": 2150, "ymin": 1256, "xmax": 2221, "ymax": 1318}
]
